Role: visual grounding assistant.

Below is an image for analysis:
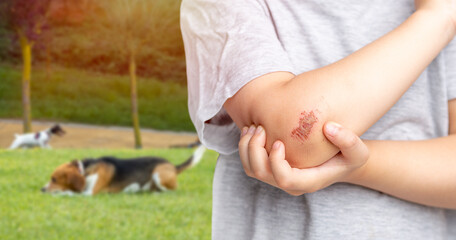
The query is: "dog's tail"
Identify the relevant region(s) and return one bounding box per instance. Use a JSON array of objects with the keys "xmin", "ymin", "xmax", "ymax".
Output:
[{"xmin": 175, "ymin": 144, "xmax": 206, "ymax": 174}]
